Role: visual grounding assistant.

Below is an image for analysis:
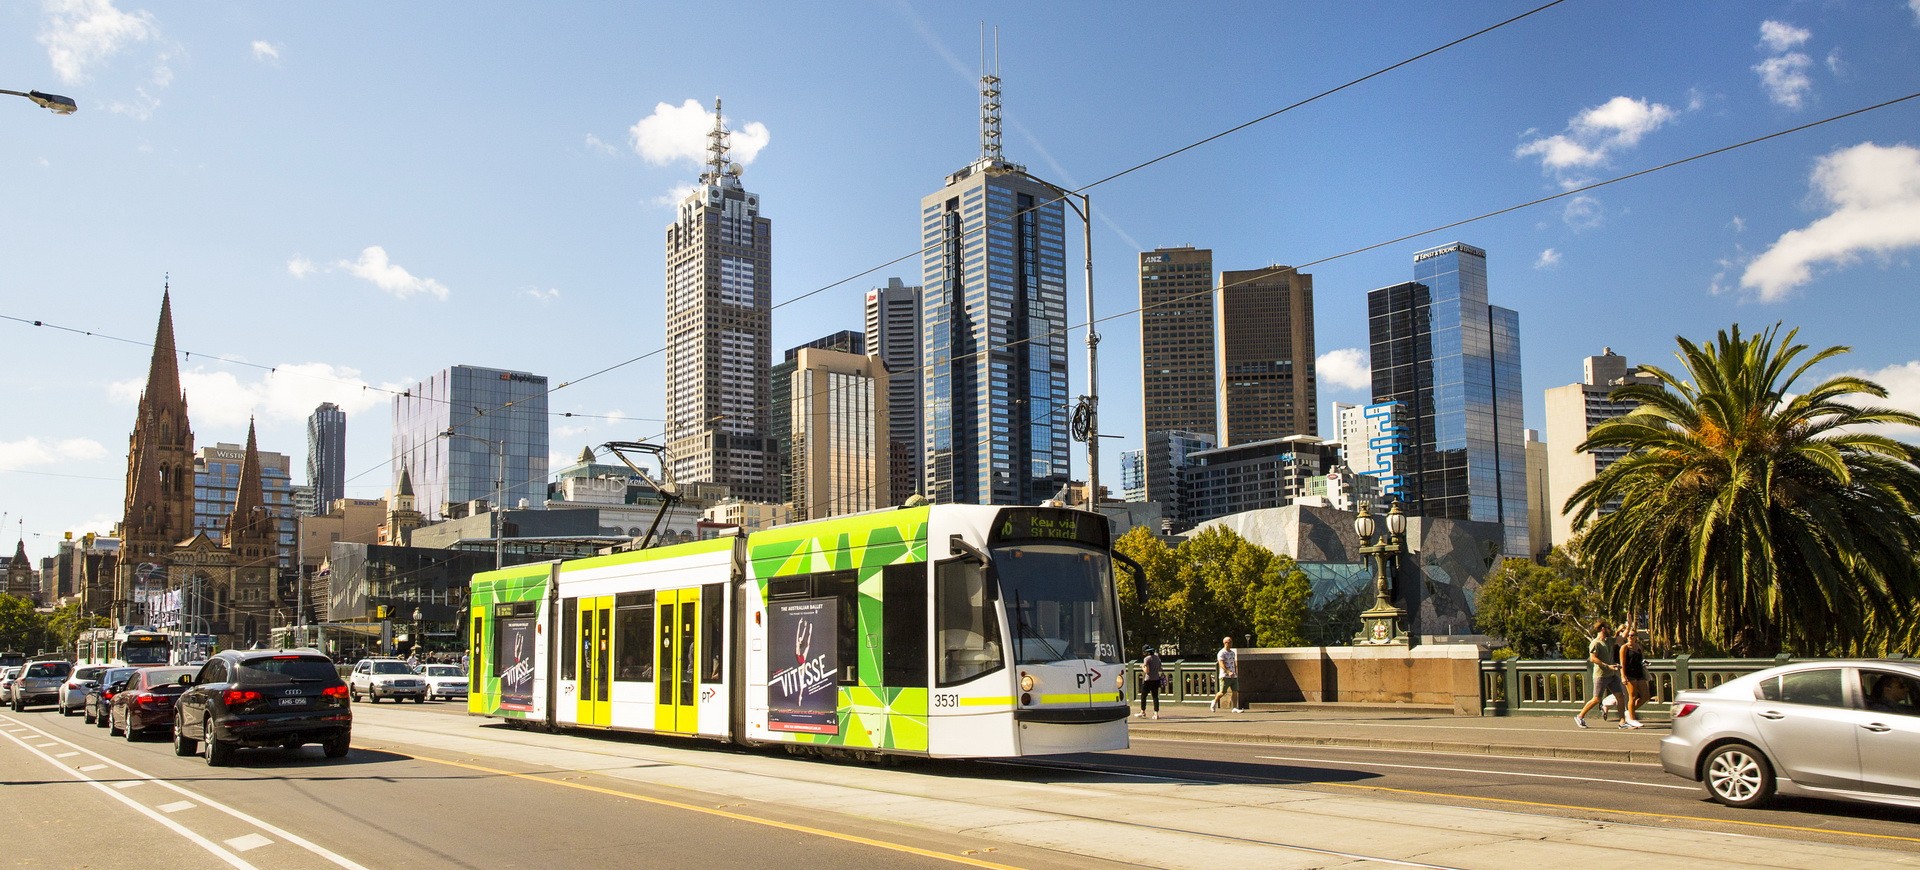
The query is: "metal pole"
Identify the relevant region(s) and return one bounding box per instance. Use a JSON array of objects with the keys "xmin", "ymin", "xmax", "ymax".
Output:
[
  {"xmin": 494, "ymin": 439, "xmax": 505, "ymax": 570},
  {"xmin": 1080, "ymin": 192, "xmax": 1098, "ymax": 512}
]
